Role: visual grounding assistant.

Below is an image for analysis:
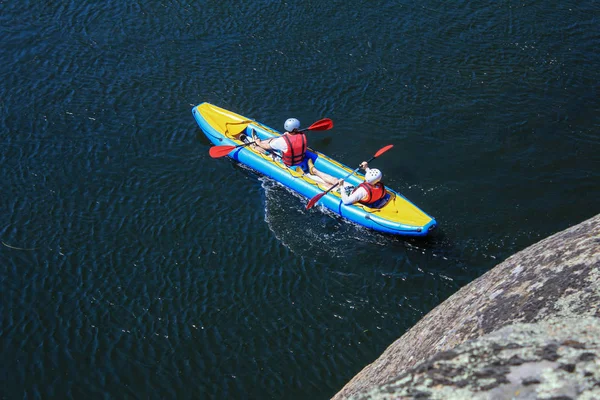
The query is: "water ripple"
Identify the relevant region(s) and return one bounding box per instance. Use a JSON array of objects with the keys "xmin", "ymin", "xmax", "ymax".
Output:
[{"xmin": 2, "ymin": 0, "xmax": 599, "ymax": 398}]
